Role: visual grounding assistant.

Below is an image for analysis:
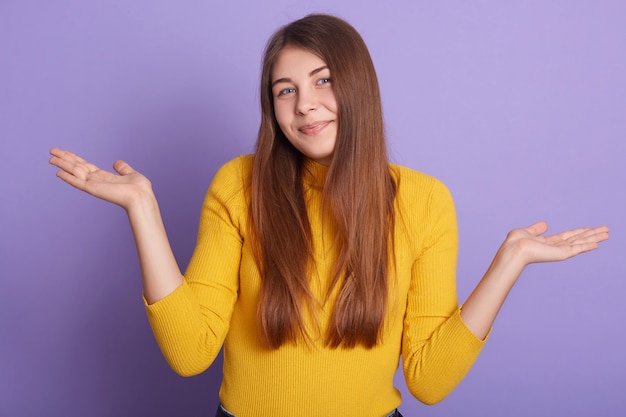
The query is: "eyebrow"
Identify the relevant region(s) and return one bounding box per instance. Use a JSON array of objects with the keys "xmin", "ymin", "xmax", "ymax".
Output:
[{"xmin": 271, "ymin": 65, "xmax": 329, "ymax": 87}]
